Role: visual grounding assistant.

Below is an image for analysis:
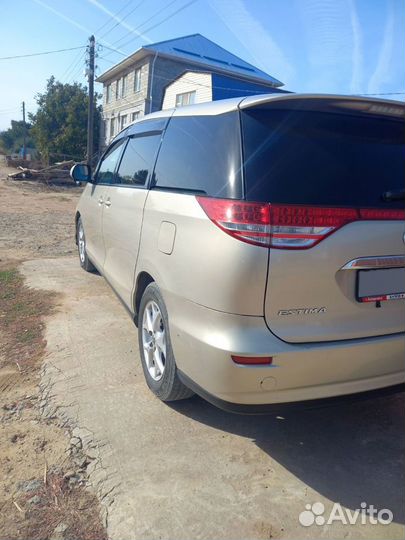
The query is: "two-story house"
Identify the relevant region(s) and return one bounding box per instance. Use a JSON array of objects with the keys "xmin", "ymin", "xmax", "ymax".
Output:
[{"xmin": 96, "ymin": 33, "xmax": 286, "ymax": 145}]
